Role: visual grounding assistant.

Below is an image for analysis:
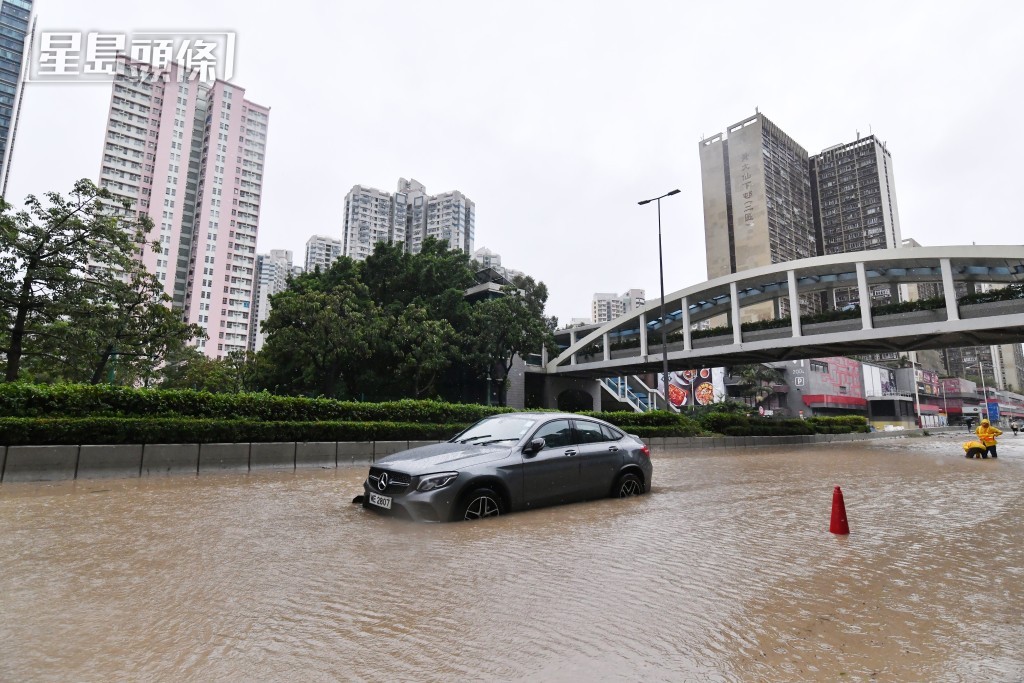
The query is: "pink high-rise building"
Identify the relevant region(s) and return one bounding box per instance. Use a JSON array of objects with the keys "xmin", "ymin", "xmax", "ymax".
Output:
[{"xmin": 97, "ymin": 57, "xmax": 270, "ymax": 358}]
